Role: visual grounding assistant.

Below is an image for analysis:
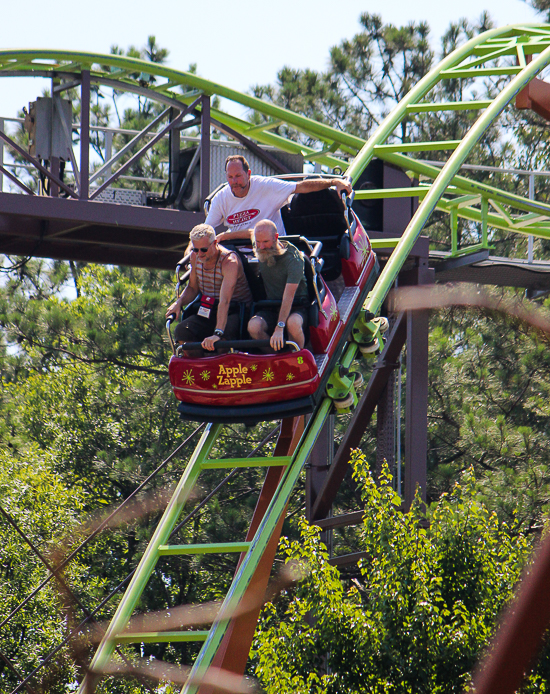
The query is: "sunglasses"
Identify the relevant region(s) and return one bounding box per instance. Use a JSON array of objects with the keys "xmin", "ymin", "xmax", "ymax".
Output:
[{"xmin": 192, "ymin": 245, "xmax": 211, "ymax": 253}]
